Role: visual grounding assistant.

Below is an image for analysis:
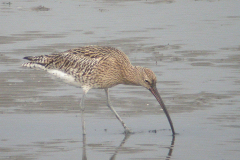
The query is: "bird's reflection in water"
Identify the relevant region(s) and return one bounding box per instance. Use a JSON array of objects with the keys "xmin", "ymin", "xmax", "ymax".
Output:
[
  {"xmin": 165, "ymin": 135, "xmax": 175, "ymax": 160},
  {"xmin": 82, "ymin": 135, "xmax": 87, "ymax": 160},
  {"xmin": 109, "ymin": 133, "xmax": 131, "ymax": 160},
  {"xmin": 81, "ymin": 133, "xmax": 175, "ymax": 160}
]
